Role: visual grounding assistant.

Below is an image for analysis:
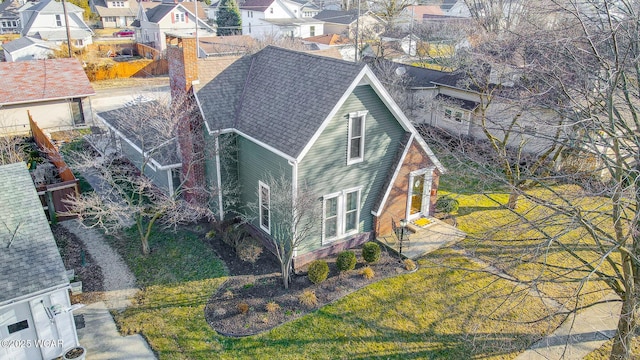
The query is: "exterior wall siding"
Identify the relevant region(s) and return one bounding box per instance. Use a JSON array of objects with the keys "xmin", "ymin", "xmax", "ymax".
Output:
[
  {"xmin": 119, "ymin": 139, "xmax": 172, "ymax": 192},
  {"xmin": 297, "ymin": 84, "xmax": 405, "ymax": 254},
  {"xmin": 0, "ymin": 100, "xmax": 78, "ymax": 136},
  {"xmin": 236, "ymin": 136, "xmax": 292, "ymax": 230}
]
